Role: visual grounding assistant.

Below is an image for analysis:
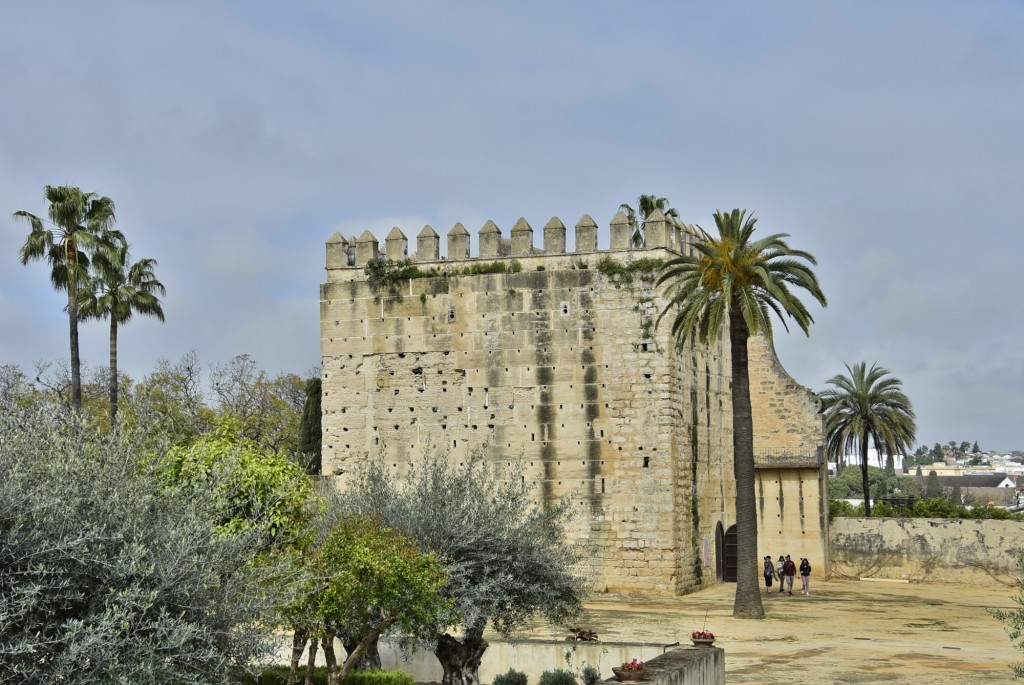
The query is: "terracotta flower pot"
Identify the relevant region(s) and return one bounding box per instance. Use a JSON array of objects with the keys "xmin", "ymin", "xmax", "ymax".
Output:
[
  {"xmin": 611, "ymin": 666, "xmax": 648, "ymax": 681},
  {"xmin": 691, "ymin": 637, "xmax": 716, "ymax": 647}
]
